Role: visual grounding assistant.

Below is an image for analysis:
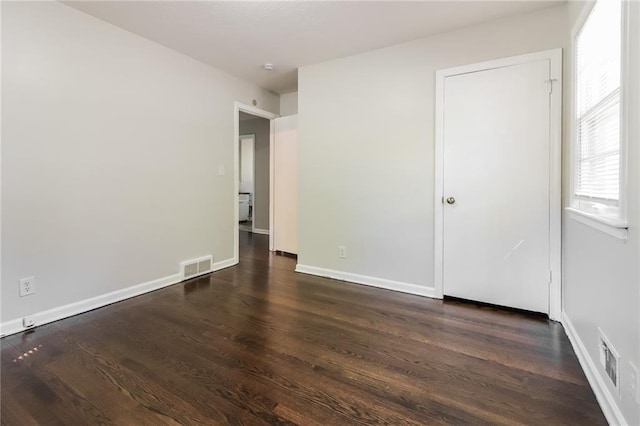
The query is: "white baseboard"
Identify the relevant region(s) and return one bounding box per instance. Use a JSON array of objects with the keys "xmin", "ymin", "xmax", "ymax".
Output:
[
  {"xmin": 562, "ymin": 312, "xmax": 626, "ymax": 425},
  {"xmin": 212, "ymin": 257, "xmax": 238, "ymax": 271},
  {"xmin": 0, "ymin": 257, "xmax": 237, "ymax": 338},
  {"xmin": 1, "ymin": 319, "xmax": 23, "ymax": 338},
  {"xmin": 252, "ymin": 228, "xmax": 270, "ymax": 235},
  {"xmin": 295, "ymin": 264, "xmax": 436, "ymax": 298}
]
